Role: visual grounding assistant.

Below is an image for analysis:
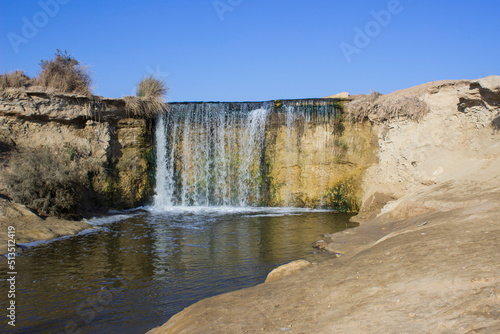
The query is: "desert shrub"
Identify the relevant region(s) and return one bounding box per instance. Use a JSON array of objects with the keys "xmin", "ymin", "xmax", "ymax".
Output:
[
  {"xmin": 136, "ymin": 75, "xmax": 168, "ymax": 98},
  {"xmin": 37, "ymin": 49, "xmax": 92, "ymax": 95},
  {"xmin": 124, "ymin": 75, "xmax": 168, "ymax": 117},
  {"xmin": 346, "ymin": 91, "xmax": 429, "ymax": 123},
  {"xmin": 0, "ymin": 70, "xmax": 34, "ymax": 90},
  {"xmin": 5, "ymin": 147, "xmax": 85, "ymax": 219}
]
